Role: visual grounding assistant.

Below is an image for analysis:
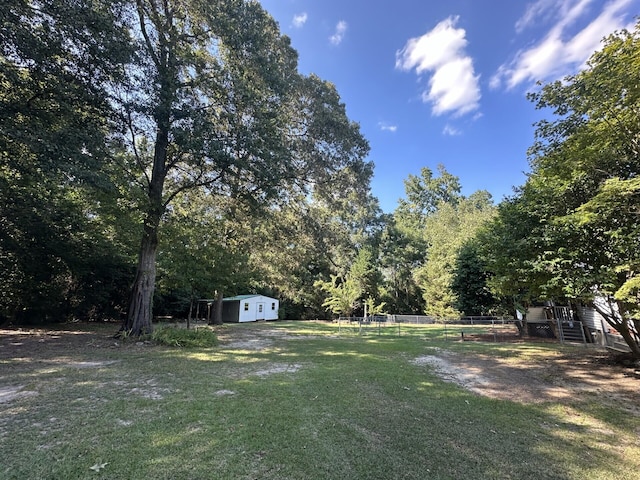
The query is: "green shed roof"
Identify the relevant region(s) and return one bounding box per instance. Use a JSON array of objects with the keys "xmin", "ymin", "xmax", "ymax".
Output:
[
  {"xmin": 223, "ymin": 294, "xmax": 261, "ymax": 302},
  {"xmin": 199, "ymin": 294, "xmax": 277, "ymax": 303}
]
